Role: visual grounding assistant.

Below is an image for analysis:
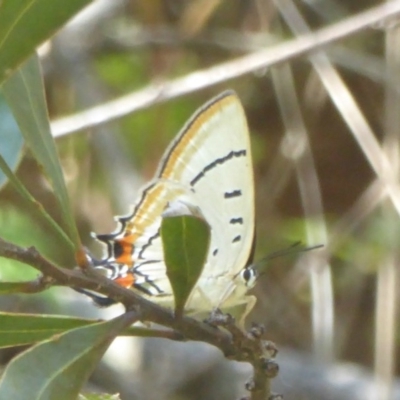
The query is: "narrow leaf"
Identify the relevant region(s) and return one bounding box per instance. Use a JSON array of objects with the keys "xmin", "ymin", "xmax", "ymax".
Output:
[
  {"xmin": 0, "ymin": 312, "xmax": 164, "ymax": 349},
  {"xmin": 0, "ymin": 0, "xmax": 92, "ymax": 84},
  {"xmin": 0, "ymin": 312, "xmax": 96, "ymax": 349},
  {"xmin": 0, "ymin": 312, "xmax": 138, "ymax": 400},
  {"xmin": 161, "ymin": 215, "xmax": 210, "ymax": 318},
  {"xmin": 1, "ymin": 55, "xmax": 80, "ymax": 250}
]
